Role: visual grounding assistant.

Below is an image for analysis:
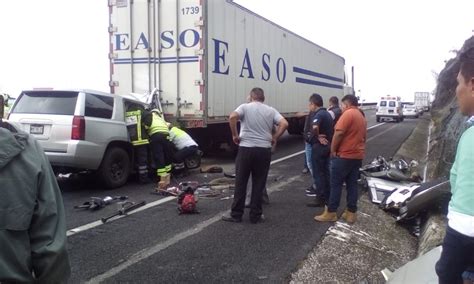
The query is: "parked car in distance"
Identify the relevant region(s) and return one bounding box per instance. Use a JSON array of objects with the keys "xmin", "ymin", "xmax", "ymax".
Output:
[
  {"xmin": 8, "ymin": 89, "xmax": 147, "ymax": 188},
  {"xmin": 403, "ymin": 104, "xmax": 419, "ymax": 118},
  {"xmin": 376, "ymin": 96, "xmax": 404, "ymax": 123}
]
